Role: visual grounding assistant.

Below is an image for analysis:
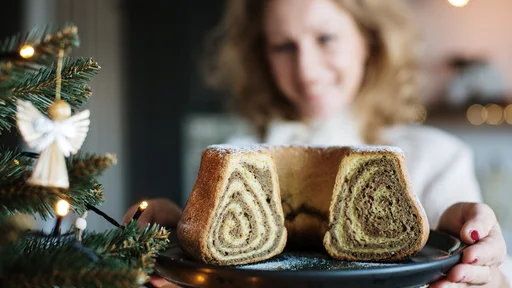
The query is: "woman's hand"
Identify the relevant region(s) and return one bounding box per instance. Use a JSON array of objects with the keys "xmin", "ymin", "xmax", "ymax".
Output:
[
  {"xmin": 430, "ymin": 202, "xmax": 509, "ymax": 287},
  {"xmin": 122, "ymin": 198, "xmax": 183, "ymax": 288}
]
